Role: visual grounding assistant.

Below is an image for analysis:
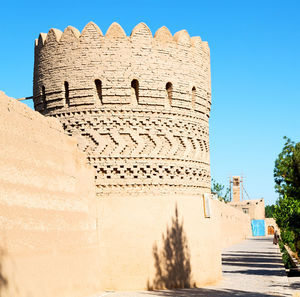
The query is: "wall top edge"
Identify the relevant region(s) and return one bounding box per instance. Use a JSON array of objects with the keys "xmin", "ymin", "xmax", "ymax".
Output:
[{"xmin": 35, "ymin": 21, "xmax": 209, "ymax": 50}]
